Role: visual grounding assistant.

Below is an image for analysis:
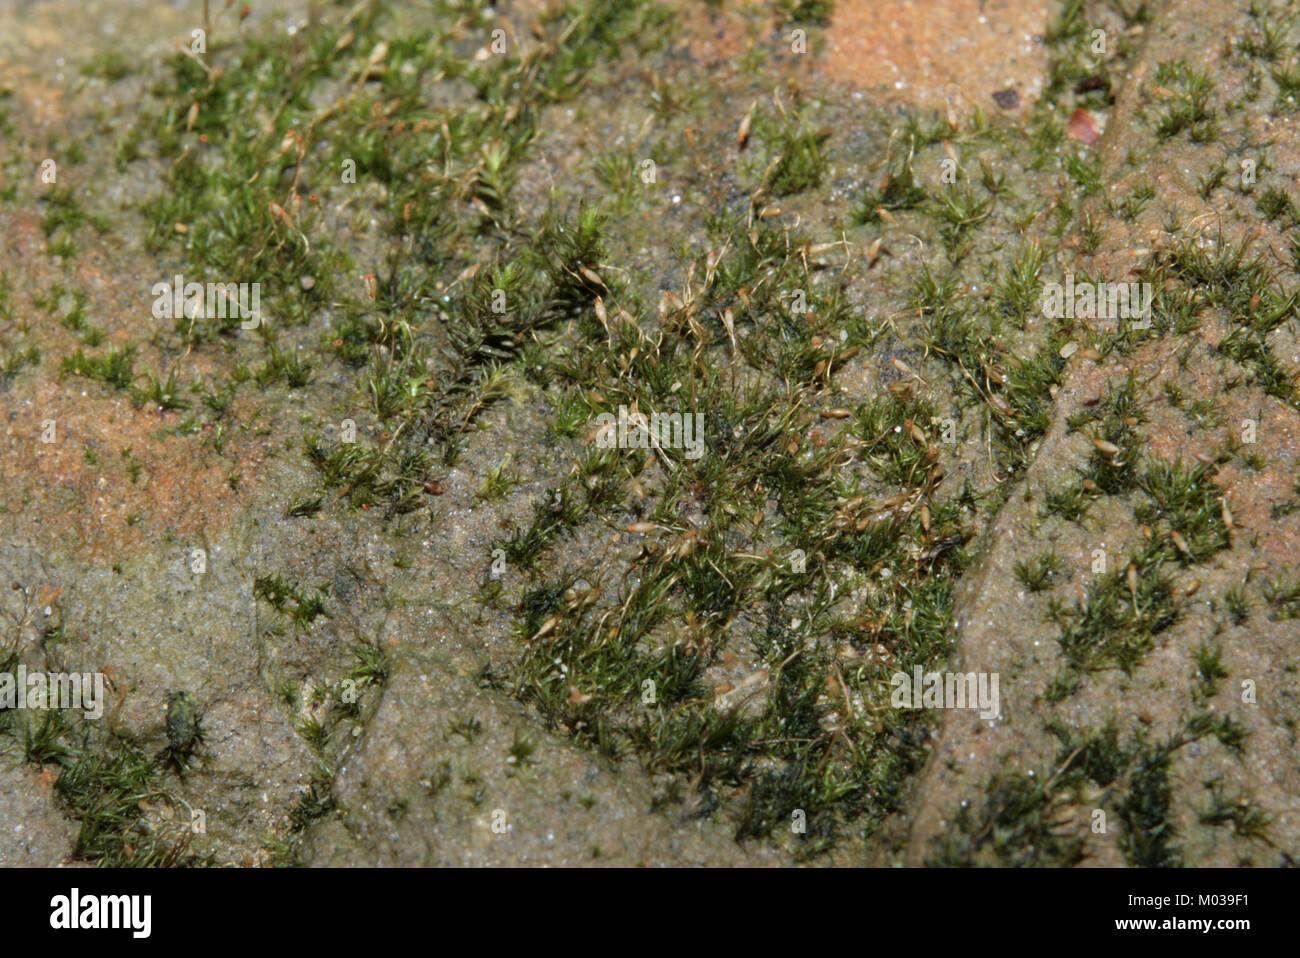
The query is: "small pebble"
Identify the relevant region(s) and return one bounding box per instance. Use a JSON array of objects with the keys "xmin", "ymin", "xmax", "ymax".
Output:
[
  {"xmin": 992, "ymin": 88, "xmax": 1019, "ymax": 109},
  {"xmin": 300, "ymin": 275, "xmax": 316, "ymax": 291},
  {"xmin": 1066, "ymin": 107, "xmax": 1101, "ymax": 145}
]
